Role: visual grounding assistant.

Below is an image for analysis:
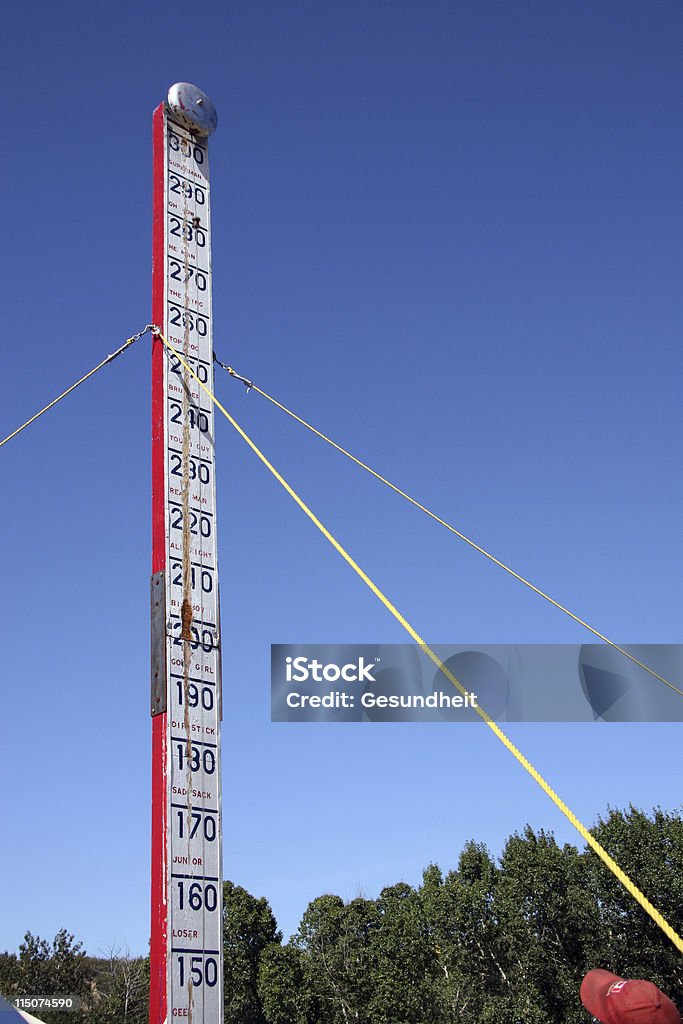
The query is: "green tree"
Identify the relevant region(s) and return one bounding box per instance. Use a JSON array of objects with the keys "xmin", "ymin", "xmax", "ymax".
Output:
[
  {"xmin": 420, "ymin": 845, "xmax": 506, "ymax": 1024},
  {"xmin": 494, "ymin": 827, "xmax": 594, "ymax": 1024},
  {"xmin": 0, "ymin": 930, "xmax": 91, "ymax": 1024},
  {"xmin": 295, "ymin": 894, "xmax": 382, "ymax": 1024},
  {"xmin": 0, "ymin": 951, "xmax": 21, "ymax": 1001},
  {"xmin": 368, "ymin": 882, "xmax": 438, "ymax": 1024},
  {"xmin": 223, "ymin": 880, "xmax": 282, "ymax": 1024},
  {"xmin": 583, "ymin": 805, "xmax": 683, "ymax": 1005},
  {"xmin": 258, "ymin": 943, "xmax": 315, "ymax": 1024},
  {"xmin": 88, "ymin": 950, "xmax": 149, "ymax": 1024}
]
